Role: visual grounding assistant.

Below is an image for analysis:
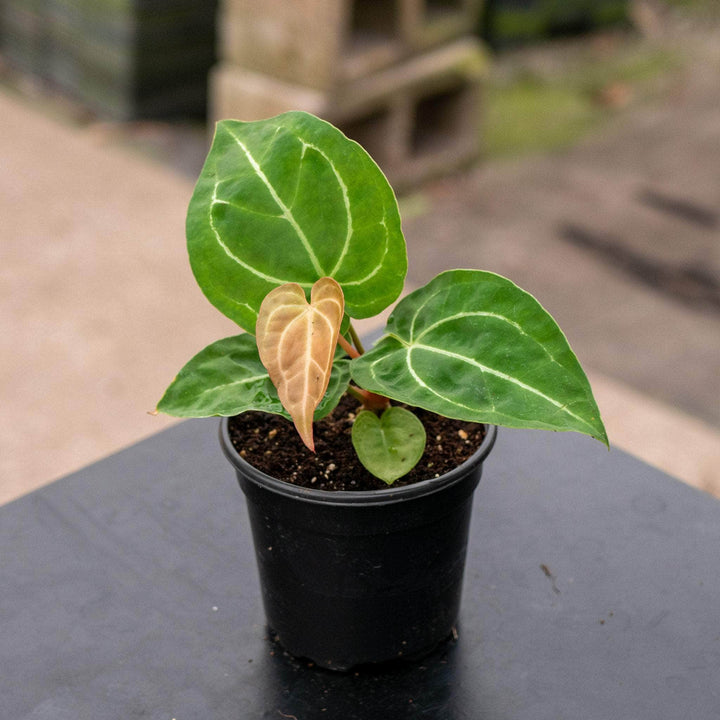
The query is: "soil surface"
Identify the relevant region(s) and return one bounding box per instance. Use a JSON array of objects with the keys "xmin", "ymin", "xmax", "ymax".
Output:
[{"xmin": 227, "ymin": 395, "xmax": 487, "ymax": 491}]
